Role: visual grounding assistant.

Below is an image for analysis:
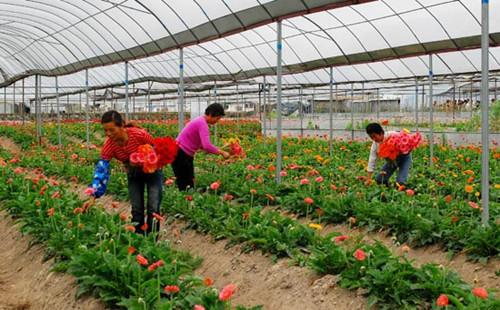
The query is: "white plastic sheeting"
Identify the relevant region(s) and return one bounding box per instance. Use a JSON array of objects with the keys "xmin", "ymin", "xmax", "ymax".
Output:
[{"xmin": 0, "ymin": 0, "xmax": 498, "ymax": 89}]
